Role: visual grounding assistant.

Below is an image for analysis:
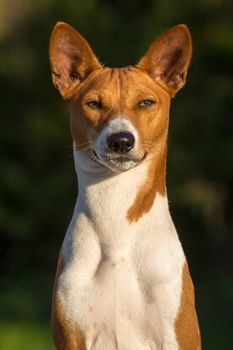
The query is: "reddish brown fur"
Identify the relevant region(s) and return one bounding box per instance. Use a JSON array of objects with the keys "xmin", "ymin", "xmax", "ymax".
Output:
[
  {"xmin": 137, "ymin": 24, "xmax": 192, "ymax": 97},
  {"xmin": 127, "ymin": 144, "xmax": 167, "ymax": 222},
  {"xmin": 49, "ymin": 23, "xmax": 192, "ymax": 222},
  {"xmin": 49, "ymin": 22, "xmax": 101, "ymax": 98},
  {"xmin": 51, "ymin": 253, "xmax": 86, "ymax": 350},
  {"xmin": 49, "ymin": 22, "xmax": 200, "ymax": 350},
  {"xmin": 68, "ymin": 67, "xmax": 172, "ymax": 221},
  {"xmin": 175, "ymin": 263, "xmax": 201, "ymax": 350},
  {"xmin": 68, "ymin": 67, "xmax": 170, "ymax": 176}
]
